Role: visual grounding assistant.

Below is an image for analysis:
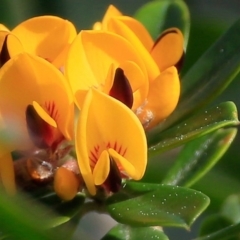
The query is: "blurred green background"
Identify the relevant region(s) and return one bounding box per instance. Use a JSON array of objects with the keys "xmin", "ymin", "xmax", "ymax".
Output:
[{"xmin": 1, "ymin": 0, "xmax": 240, "ymax": 239}]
